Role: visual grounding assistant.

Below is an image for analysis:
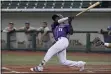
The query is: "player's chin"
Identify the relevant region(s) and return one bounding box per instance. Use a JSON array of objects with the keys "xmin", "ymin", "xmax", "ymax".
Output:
[{"xmin": 104, "ymin": 43, "xmax": 111, "ymax": 48}]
